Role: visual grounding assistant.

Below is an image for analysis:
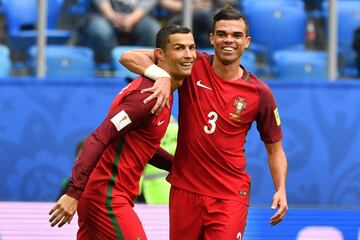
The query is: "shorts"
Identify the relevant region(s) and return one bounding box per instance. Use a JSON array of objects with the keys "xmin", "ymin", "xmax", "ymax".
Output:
[
  {"xmin": 77, "ymin": 197, "xmax": 147, "ymax": 240},
  {"xmin": 169, "ymin": 186, "xmax": 248, "ymax": 240}
]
